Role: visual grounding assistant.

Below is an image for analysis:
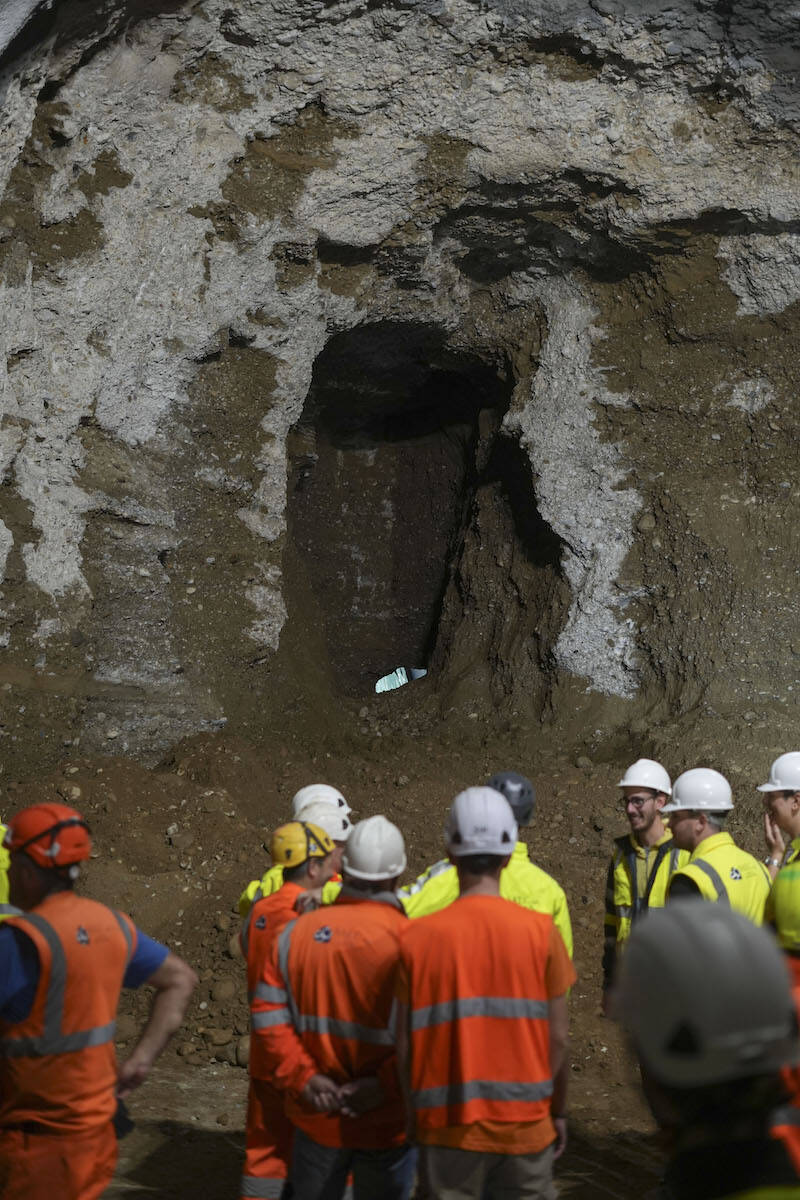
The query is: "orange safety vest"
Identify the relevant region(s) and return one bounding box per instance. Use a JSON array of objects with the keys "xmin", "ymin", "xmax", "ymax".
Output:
[
  {"xmin": 241, "ymin": 881, "xmax": 304, "ymax": 1081},
  {"xmin": 0, "ymin": 891, "xmax": 136, "ymax": 1134},
  {"xmin": 398, "ymin": 894, "xmax": 575, "ymax": 1142},
  {"xmin": 250, "ymin": 889, "xmax": 407, "ymax": 1149}
]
